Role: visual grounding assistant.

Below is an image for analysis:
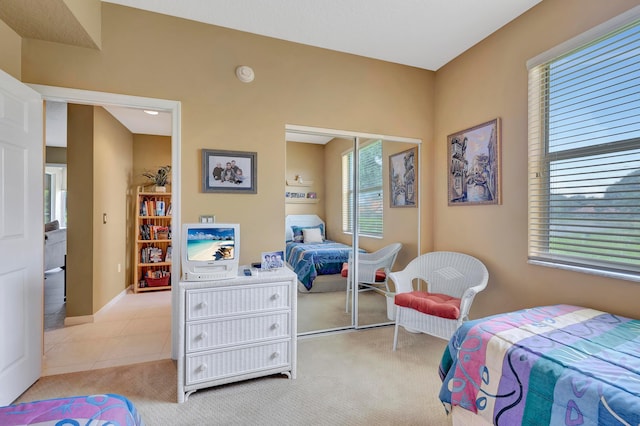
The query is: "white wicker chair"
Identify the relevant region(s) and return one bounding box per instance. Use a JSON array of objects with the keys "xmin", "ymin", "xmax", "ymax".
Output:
[
  {"xmin": 345, "ymin": 243, "xmax": 402, "ymax": 313},
  {"xmin": 389, "ymin": 251, "xmax": 488, "ymax": 350}
]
